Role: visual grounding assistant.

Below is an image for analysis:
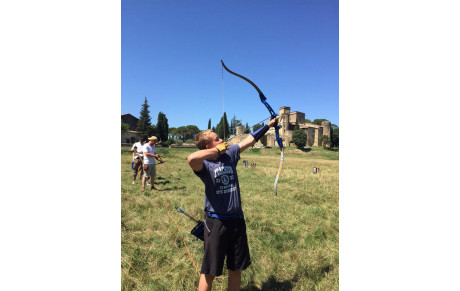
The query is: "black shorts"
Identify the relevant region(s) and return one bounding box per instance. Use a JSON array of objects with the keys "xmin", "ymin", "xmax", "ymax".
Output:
[{"xmin": 200, "ymin": 217, "xmax": 251, "ymax": 276}]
